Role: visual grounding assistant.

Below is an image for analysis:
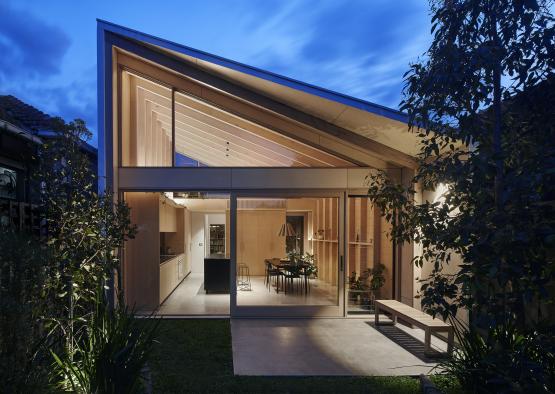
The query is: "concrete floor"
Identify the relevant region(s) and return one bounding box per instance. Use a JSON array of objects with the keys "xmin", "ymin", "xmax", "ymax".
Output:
[
  {"xmin": 157, "ymin": 273, "xmax": 230, "ymax": 316},
  {"xmin": 231, "ymin": 318, "xmax": 445, "ymax": 376},
  {"xmin": 157, "ymin": 274, "xmax": 339, "ymax": 315},
  {"xmin": 237, "ymin": 276, "xmax": 338, "ymax": 306}
]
